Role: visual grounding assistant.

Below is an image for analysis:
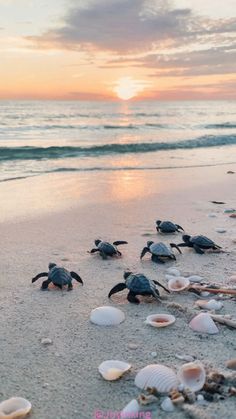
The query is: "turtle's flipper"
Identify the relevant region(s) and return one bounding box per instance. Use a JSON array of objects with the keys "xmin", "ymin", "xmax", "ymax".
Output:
[
  {"xmin": 193, "ymin": 244, "xmax": 204, "ymax": 254},
  {"xmin": 175, "ymin": 242, "xmax": 188, "ymax": 248},
  {"xmin": 176, "ymin": 224, "xmax": 184, "ymax": 232},
  {"xmin": 108, "ymin": 283, "xmax": 127, "ymax": 298},
  {"xmin": 170, "ymin": 243, "xmax": 182, "ymax": 254},
  {"xmin": 140, "ymin": 247, "xmax": 150, "ymax": 259},
  {"xmin": 113, "ymin": 241, "xmax": 128, "ymax": 246},
  {"xmin": 153, "ymin": 280, "xmax": 170, "ymax": 293},
  {"xmin": 67, "ymin": 280, "xmax": 73, "ymax": 291},
  {"xmin": 156, "ymin": 226, "xmax": 160, "ymax": 232},
  {"xmin": 70, "ymin": 271, "xmax": 83, "ymax": 285},
  {"xmin": 151, "ymin": 254, "xmax": 165, "ymax": 263},
  {"xmin": 32, "ymin": 272, "xmax": 48, "ymax": 283},
  {"xmin": 41, "ymin": 279, "xmax": 52, "ymax": 290},
  {"xmin": 127, "ymin": 291, "xmax": 140, "ymax": 304},
  {"xmin": 90, "ymin": 248, "xmax": 99, "ymax": 253}
]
